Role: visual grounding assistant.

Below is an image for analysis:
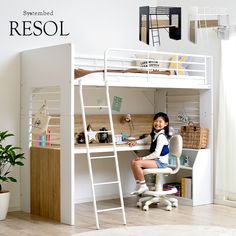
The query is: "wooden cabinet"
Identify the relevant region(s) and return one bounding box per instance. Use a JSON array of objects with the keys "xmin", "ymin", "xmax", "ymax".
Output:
[{"xmin": 30, "ymin": 147, "xmax": 60, "ymax": 221}]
